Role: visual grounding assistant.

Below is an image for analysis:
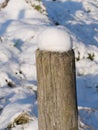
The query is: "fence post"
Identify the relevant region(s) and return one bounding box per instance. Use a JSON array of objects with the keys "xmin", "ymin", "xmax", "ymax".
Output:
[{"xmin": 36, "ymin": 49, "xmax": 78, "ymax": 130}]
